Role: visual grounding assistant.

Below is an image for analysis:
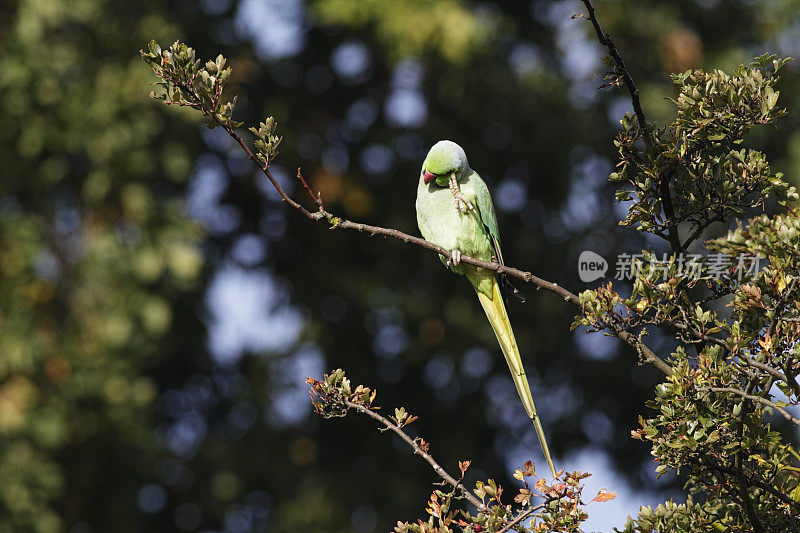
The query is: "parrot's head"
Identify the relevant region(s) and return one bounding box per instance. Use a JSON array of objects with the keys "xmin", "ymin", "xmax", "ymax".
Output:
[{"xmin": 421, "ymin": 140, "xmax": 468, "ymax": 186}]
